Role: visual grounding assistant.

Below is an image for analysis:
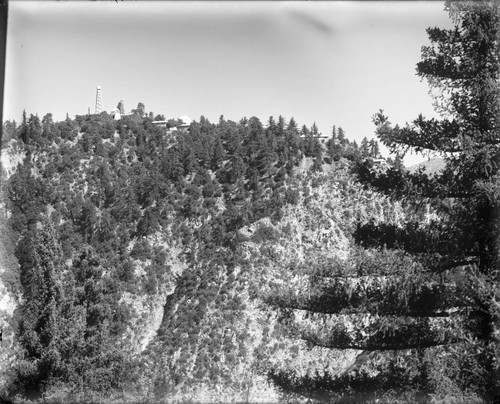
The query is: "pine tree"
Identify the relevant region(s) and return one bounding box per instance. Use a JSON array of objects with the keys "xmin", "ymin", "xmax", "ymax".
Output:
[
  {"xmin": 132, "ymin": 102, "xmax": 145, "ymax": 118},
  {"xmin": 19, "ymin": 110, "xmax": 28, "ymax": 144},
  {"xmin": 211, "ymin": 134, "xmax": 225, "ymax": 172},
  {"xmin": 117, "ymin": 100, "xmax": 125, "ymax": 116},
  {"xmin": 368, "ymin": 138, "xmax": 380, "ymax": 158},
  {"xmin": 268, "ymin": 2, "xmax": 500, "ymax": 402},
  {"xmin": 41, "ymin": 113, "xmax": 54, "ymax": 142},
  {"xmin": 14, "ymin": 219, "xmax": 66, "ymax": 395},
  {"xmin": 283, "ymin": 118, "xmax": 302, "ymax": 174},
  {"xmin": 337, "ymin": 126, "xmax": 346, "ymax": 147},
  {"xmin": 360, "ymin": 137, "xmax": 370, "ymax": 158},
  {"xmin": 28, "ymin": 114, "xmax": 43, "ymax": 145}
]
